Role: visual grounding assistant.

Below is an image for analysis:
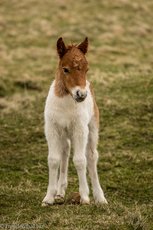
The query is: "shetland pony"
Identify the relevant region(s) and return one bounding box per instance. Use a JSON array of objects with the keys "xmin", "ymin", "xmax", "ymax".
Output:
[{"xmin": 42, "ymin": 37, "xmax": 107, "ymax": 205}]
